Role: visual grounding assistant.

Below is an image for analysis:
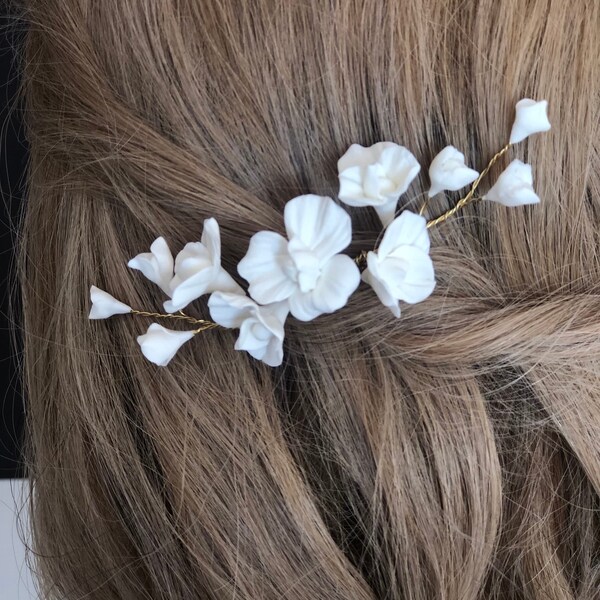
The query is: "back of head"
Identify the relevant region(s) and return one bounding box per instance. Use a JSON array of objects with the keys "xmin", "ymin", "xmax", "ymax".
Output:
[{"xmin": 21, "ymin": 1, "xmax": 600, "ymax": 598}]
